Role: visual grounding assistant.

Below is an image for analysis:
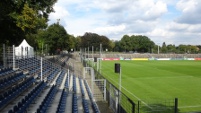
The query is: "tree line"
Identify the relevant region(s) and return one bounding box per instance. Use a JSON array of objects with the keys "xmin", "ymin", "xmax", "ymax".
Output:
[{"xmin": 1, "ymin": 0, "xmax": 201, "ymax": 55}]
